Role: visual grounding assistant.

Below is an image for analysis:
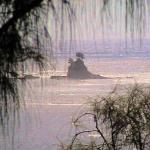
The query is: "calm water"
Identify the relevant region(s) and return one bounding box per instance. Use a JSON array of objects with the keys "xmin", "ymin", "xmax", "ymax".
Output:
[{"xmin": 1, "ymin": 57, "xmax": 150, "ymax": 150}]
